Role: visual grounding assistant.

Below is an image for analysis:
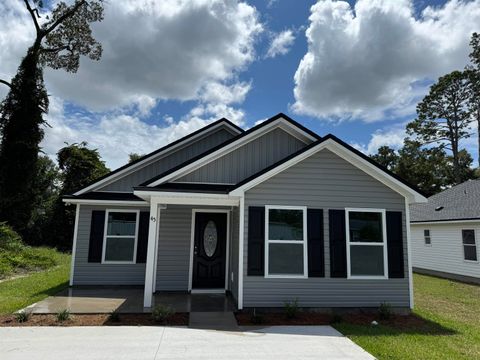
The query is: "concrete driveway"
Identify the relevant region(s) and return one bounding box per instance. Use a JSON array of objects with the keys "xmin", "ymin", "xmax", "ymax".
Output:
[{"xmin": 0, "ymin": 326, "xmax": 375, "ymax": 360}]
